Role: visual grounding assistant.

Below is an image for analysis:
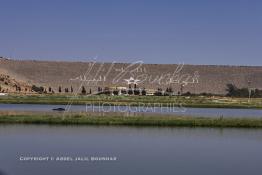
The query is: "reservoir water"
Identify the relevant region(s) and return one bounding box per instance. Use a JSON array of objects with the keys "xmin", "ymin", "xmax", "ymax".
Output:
[
  {"xmin": 0, "ymin": 125, "xmax": 262, "ymax": 175},
  {"xmin": 0, "ymin": 103, "xmax": 262, "ymax": 118}
]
